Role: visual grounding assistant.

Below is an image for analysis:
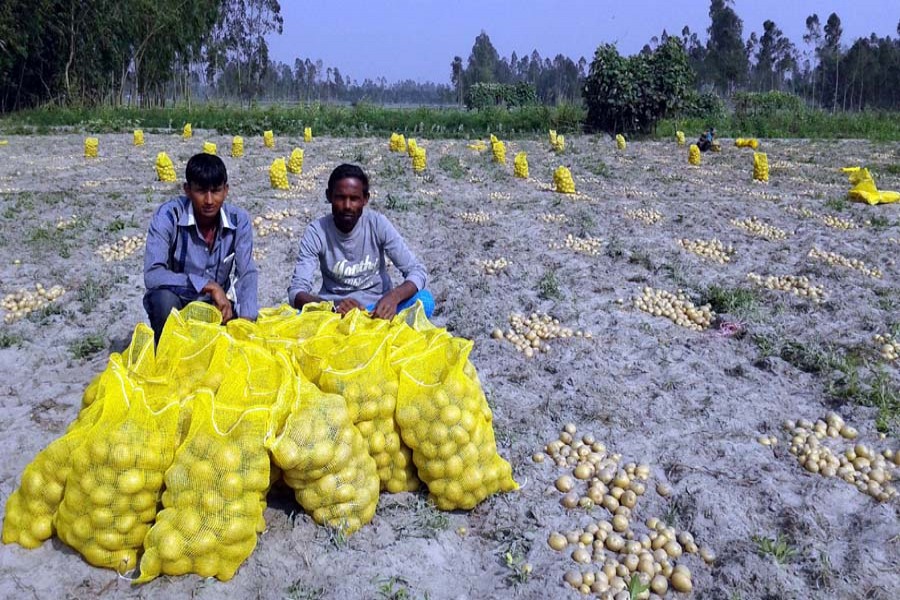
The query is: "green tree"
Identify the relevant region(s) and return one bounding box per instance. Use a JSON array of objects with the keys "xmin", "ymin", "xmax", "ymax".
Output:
[{"xmin": 706, "ymin": 0, "xmax": 748, "ymax": 93}]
